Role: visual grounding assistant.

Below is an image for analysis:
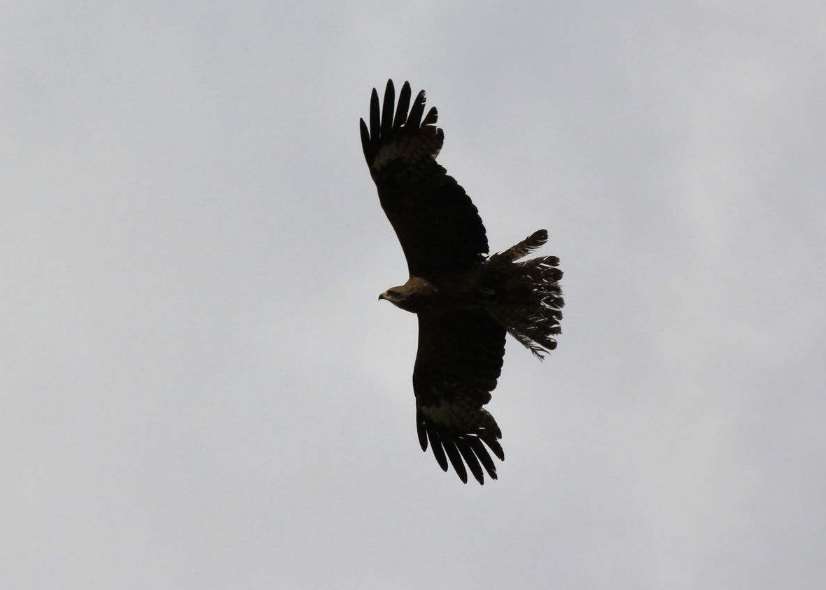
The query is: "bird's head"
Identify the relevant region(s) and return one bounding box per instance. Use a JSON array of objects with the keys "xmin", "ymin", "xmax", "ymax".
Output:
[
  {"xmin": 379, "ymin": 284, "xmax": 420, "ymax": 313},
  {"xmin": 378, "ymin": 286, "xmax": 407, "ymax": 308},
  {"xmin": 378, "ymin": 278, "xmax": 437, "ymax": 313}
]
